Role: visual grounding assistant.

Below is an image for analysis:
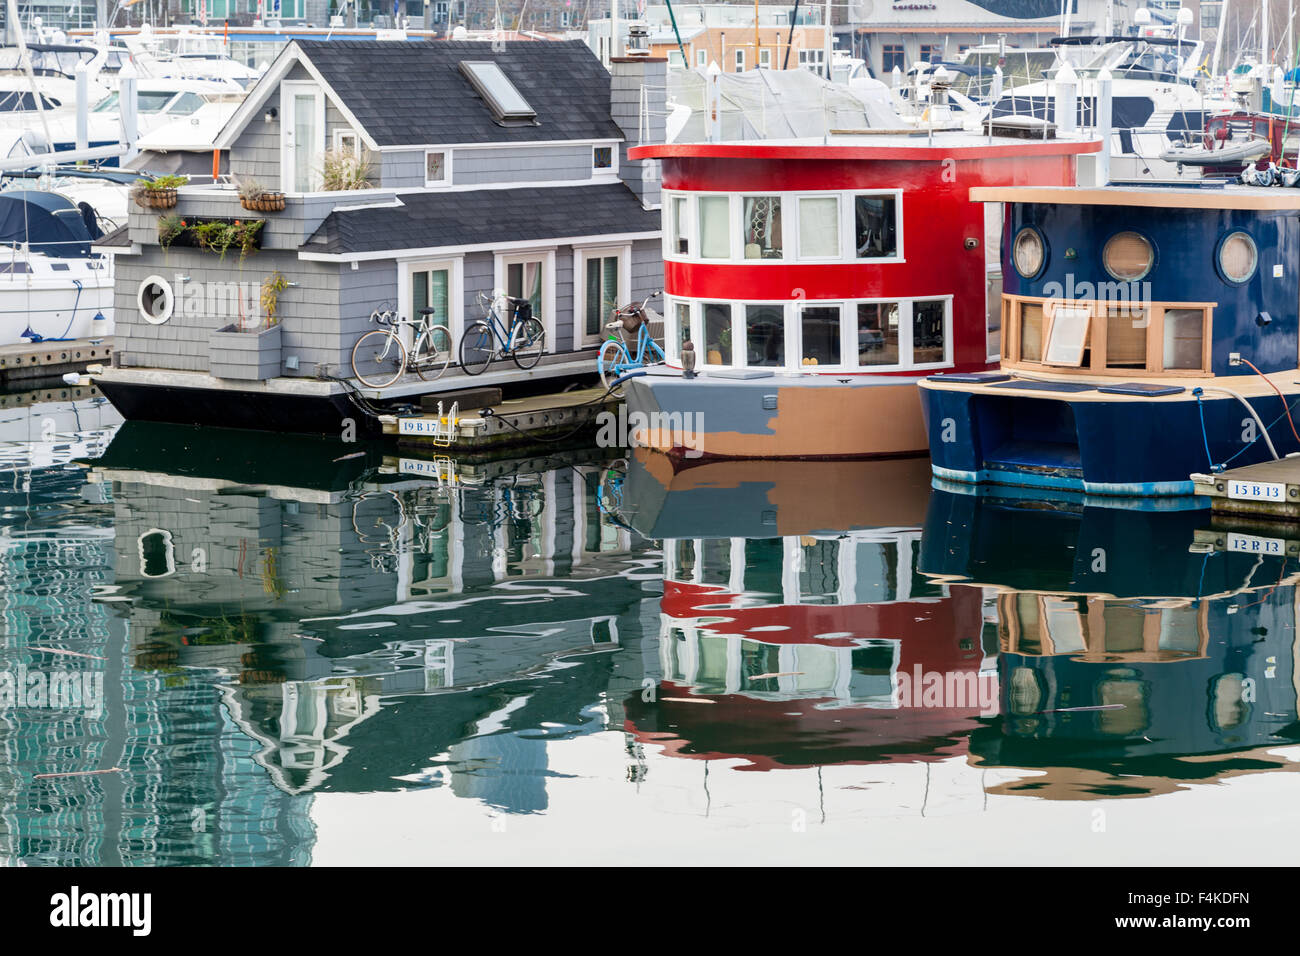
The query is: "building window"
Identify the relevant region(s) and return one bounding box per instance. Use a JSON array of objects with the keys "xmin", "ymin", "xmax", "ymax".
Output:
[
  {"xmin": 670, "ymin": 194, "xmax": 690, "ymax": 255},
  {"xmin": 137, "ymin": 275, "xmax": 174, "ymax": 325},
  {"xmin": 798, "ymin": 48, "xmax": 825, "ymax": 72},
  {"xmin": 411, "ymin": 266, "xmax": 451, "ymax": 326},
  {"xmin": 742, "ymin": 196, "xmax": 782, "ymax": 258},
  {"xmin": 735, "ymin": 49, "xmax": 746, "ymax": 72},
  {"xmin": 703, "ymin": 302, "xmax": 733, "ymax": 364},
  {"xmin": 854, "ymin": 194, "xmax": 899, "ymax": 259},
  {"xmin": 581, "ymin": 250, "xmax": 624, "ymax": 345},
  {"xmin": 857, "ymin": 302, "xmax": 900, "ymax": 365},
  {"xmin": 759, "ymin": 48, "xmax": 772, "ymax": 69},
  {"xmin": 744, "ymin": 304, "xmax": 785, "ymax": 366},
  {"xmin": 696, "ymin": 48, "xmax": 707, "ymax": 67},
  {"xmin": 913, "ymin": 299, "xmax": 948, "ymax": 365},
  {"xmin": 434, "ymin": 0, "xmax": 448, "ymax": 19},
  {"xmin": 798, "ymin": 196, "xmax": 839, "ymax": 258},
  {"xmin": 333, "ymin": 128, "xmax": 359, "ymax": 156},
  {"xmin": 561, "ymin": 10, "xmax": 569, "ymax": 26},
  {"xmin": 425, "ymin": 149, "xmax": 449, "ymax": 186},
  {"xmin": 800, "ymin": 305, "xmax": 841, "ymax": 366},
  {"xmin": 592, "ymin": 145, "xmax": 614, "ymax": 172},
  {"xmin": 882, "ymin": 44, "xmax": 906, "ymax": 72},
  {"xmin": 496, "ymin": 251, "xmax": 554, "ymax": 351},
  {"xmin": 1218, "ymin": 231, "xmax": 1257, "ymax": 283},
  {"xmin": 920, "ymin": 43, "xmax": 939, "ymax": 63},
  {"xmin": 670, "ymin": 299, "xmax": 691, "ymax": 358},
  {"xmin": 542, "ymin": 10, "xmax": 550, "ymax": 25},
  {"xmin": 699, "ymin": 196, "xmax": 732, "ymax": 259},
  {"xmin": 1102, "ymin": 230, "xmax": 1154, "ymax": 281}
]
